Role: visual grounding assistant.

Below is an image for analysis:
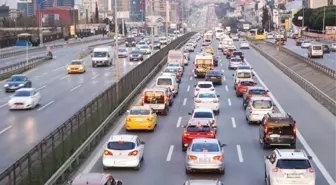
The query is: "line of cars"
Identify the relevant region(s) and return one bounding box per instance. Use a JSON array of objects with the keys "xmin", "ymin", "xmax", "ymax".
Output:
[{"xmin": 293, "ymin": 37, "xmax": 336, "ymax": 58}]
